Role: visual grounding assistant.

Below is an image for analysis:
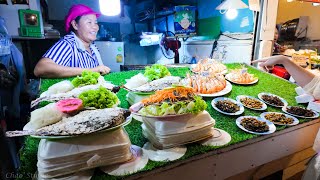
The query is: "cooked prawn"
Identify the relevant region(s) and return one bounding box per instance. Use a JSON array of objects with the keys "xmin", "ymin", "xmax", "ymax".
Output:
[
  {"xmin": 226, "ymin": 68, "xmax": 257, "ymax": 84},
  {"xmin": 182, "ymin": 73, "xmax": 227, "ymax": 94},
  {"xmin": 192, "ymin": 58, "xmax": 227, "ymax": 75}
]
